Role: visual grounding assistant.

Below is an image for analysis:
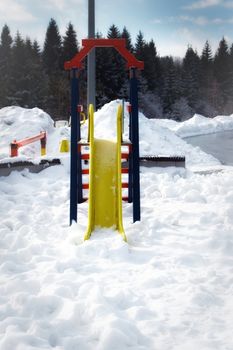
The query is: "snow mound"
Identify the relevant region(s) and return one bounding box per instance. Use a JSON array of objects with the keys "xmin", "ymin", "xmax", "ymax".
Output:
[
  {"xmin": 0, "ymin": 106, "xmax": 54, "ymax": 136},
  {"xmin": 0, "ymin": 101, "xmax": 226, "ymax": 167},
  {"xmin": 0, "ymin": 106, "xmax": 70, "ymax": 161},
  {"xmin": 0, "ymin": 107, "xmax": 55, "ymax": 160},
  {"xmin": 156, "ymin": 113, "xmax": 233, "ymax": 138},
  {"xmin": 90, "ymin": 101, "xmax": 220, "ymax": 167}
]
